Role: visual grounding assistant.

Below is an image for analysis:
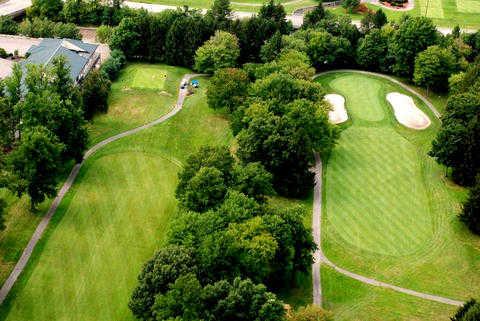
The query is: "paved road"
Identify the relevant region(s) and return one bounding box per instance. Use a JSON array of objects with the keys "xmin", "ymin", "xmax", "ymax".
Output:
[
  {"xmin": 311, "ymin": 70, "xmax": 464, "ymax": 308},
  {"xmin": 0, "ymin": 0, "xmax": 30, "ymax": 17},
  {"xmin": 0, "ymin": 73, "xmax": 202, "ymax": 304}
]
